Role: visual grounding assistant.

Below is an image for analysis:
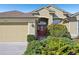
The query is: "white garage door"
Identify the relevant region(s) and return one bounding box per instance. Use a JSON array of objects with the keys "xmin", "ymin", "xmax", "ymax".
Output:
[{"xmin": 0, "ymin": 22, "xmax": 28, "ymax": 42}]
